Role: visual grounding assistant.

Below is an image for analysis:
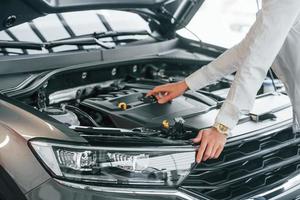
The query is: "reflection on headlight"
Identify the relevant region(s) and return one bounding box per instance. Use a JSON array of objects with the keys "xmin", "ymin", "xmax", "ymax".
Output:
[{"xmin": 106, "ymin": 152, "xmax": 150, "ymax": 171}]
